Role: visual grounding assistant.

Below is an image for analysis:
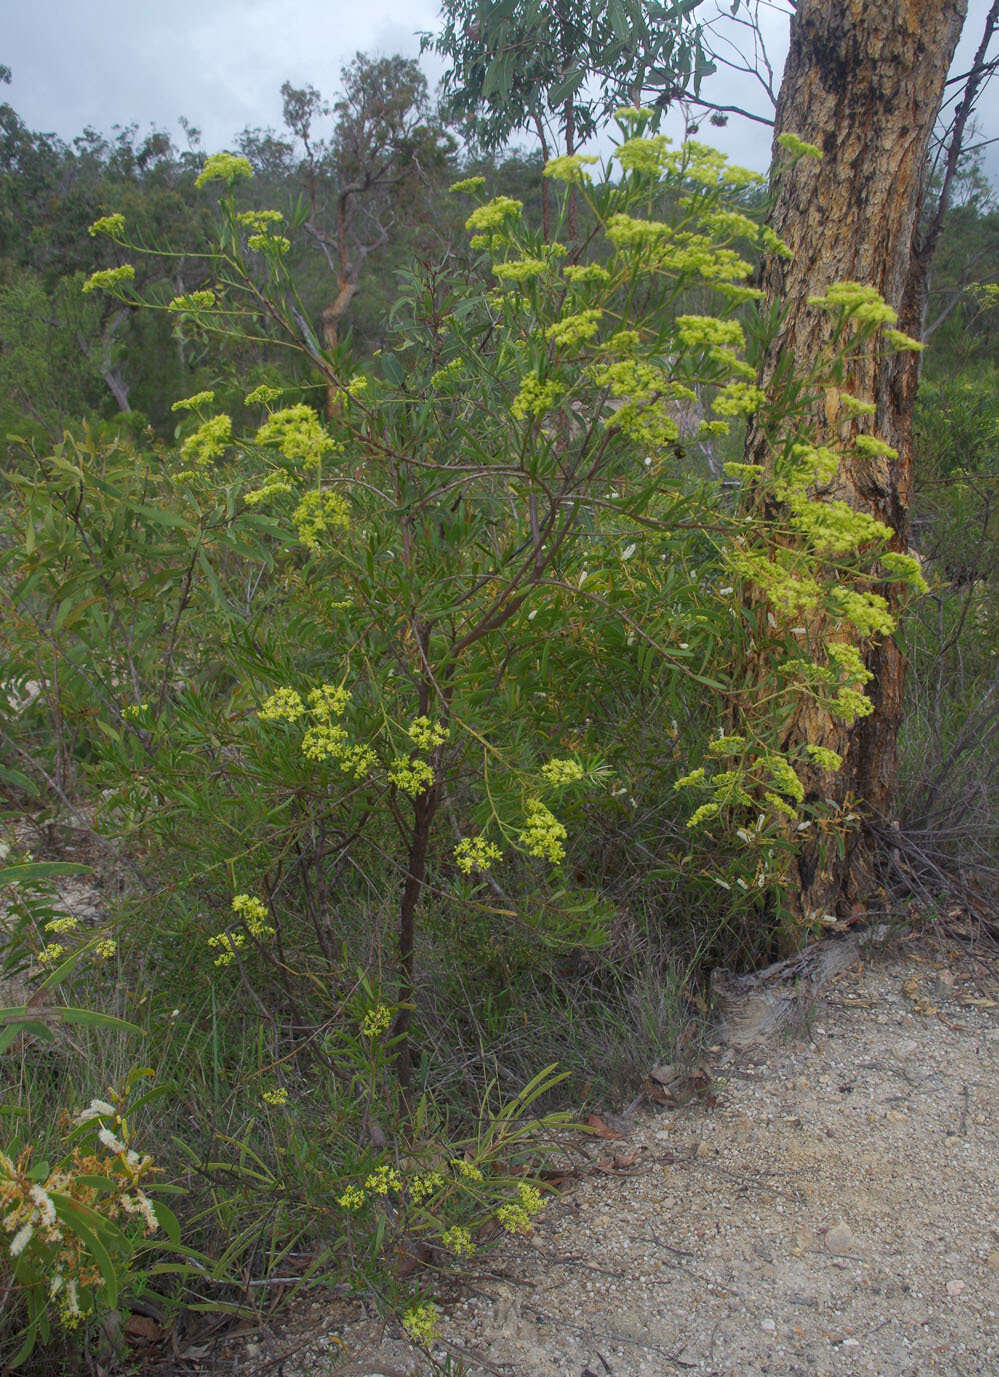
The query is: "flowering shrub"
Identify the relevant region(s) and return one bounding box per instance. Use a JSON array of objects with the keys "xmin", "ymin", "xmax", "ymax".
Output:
[
  {"xmin": 0, "ymin": 116, "xmax": 935, "ymax": 1361},
  {"xmin": 0, "ymin": 1092, "xmax": 177, "ymax": 1368}
]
